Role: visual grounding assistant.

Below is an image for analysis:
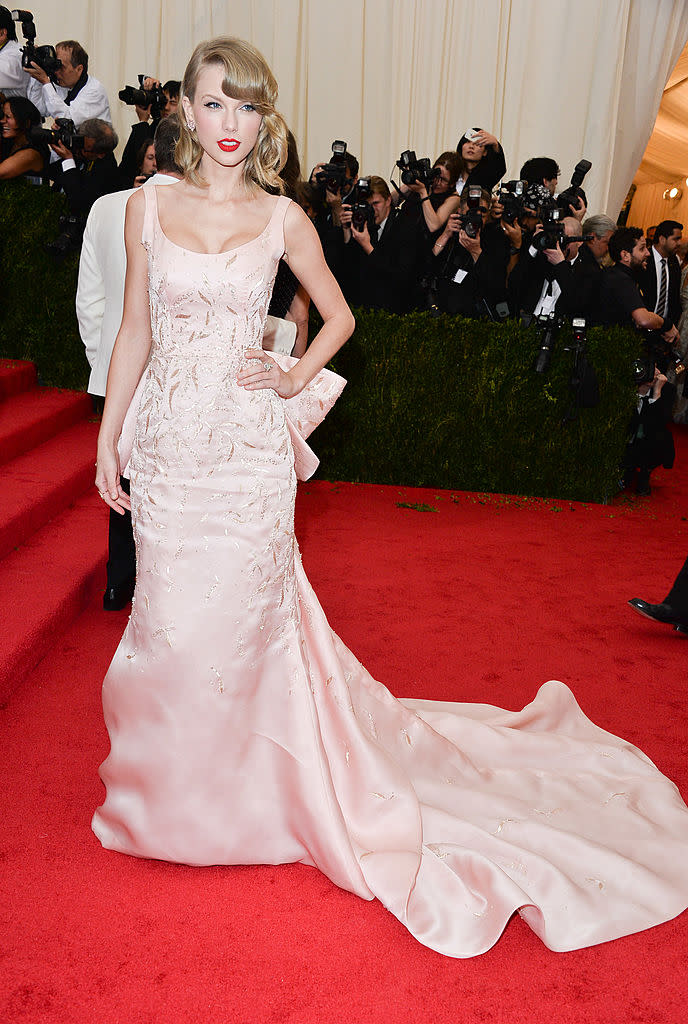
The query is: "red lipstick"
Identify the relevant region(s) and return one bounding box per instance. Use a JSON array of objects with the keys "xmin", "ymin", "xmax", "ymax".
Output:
[{"xmin": 217, "ymin": 139, "xmax": 240, "ymax": 152}]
